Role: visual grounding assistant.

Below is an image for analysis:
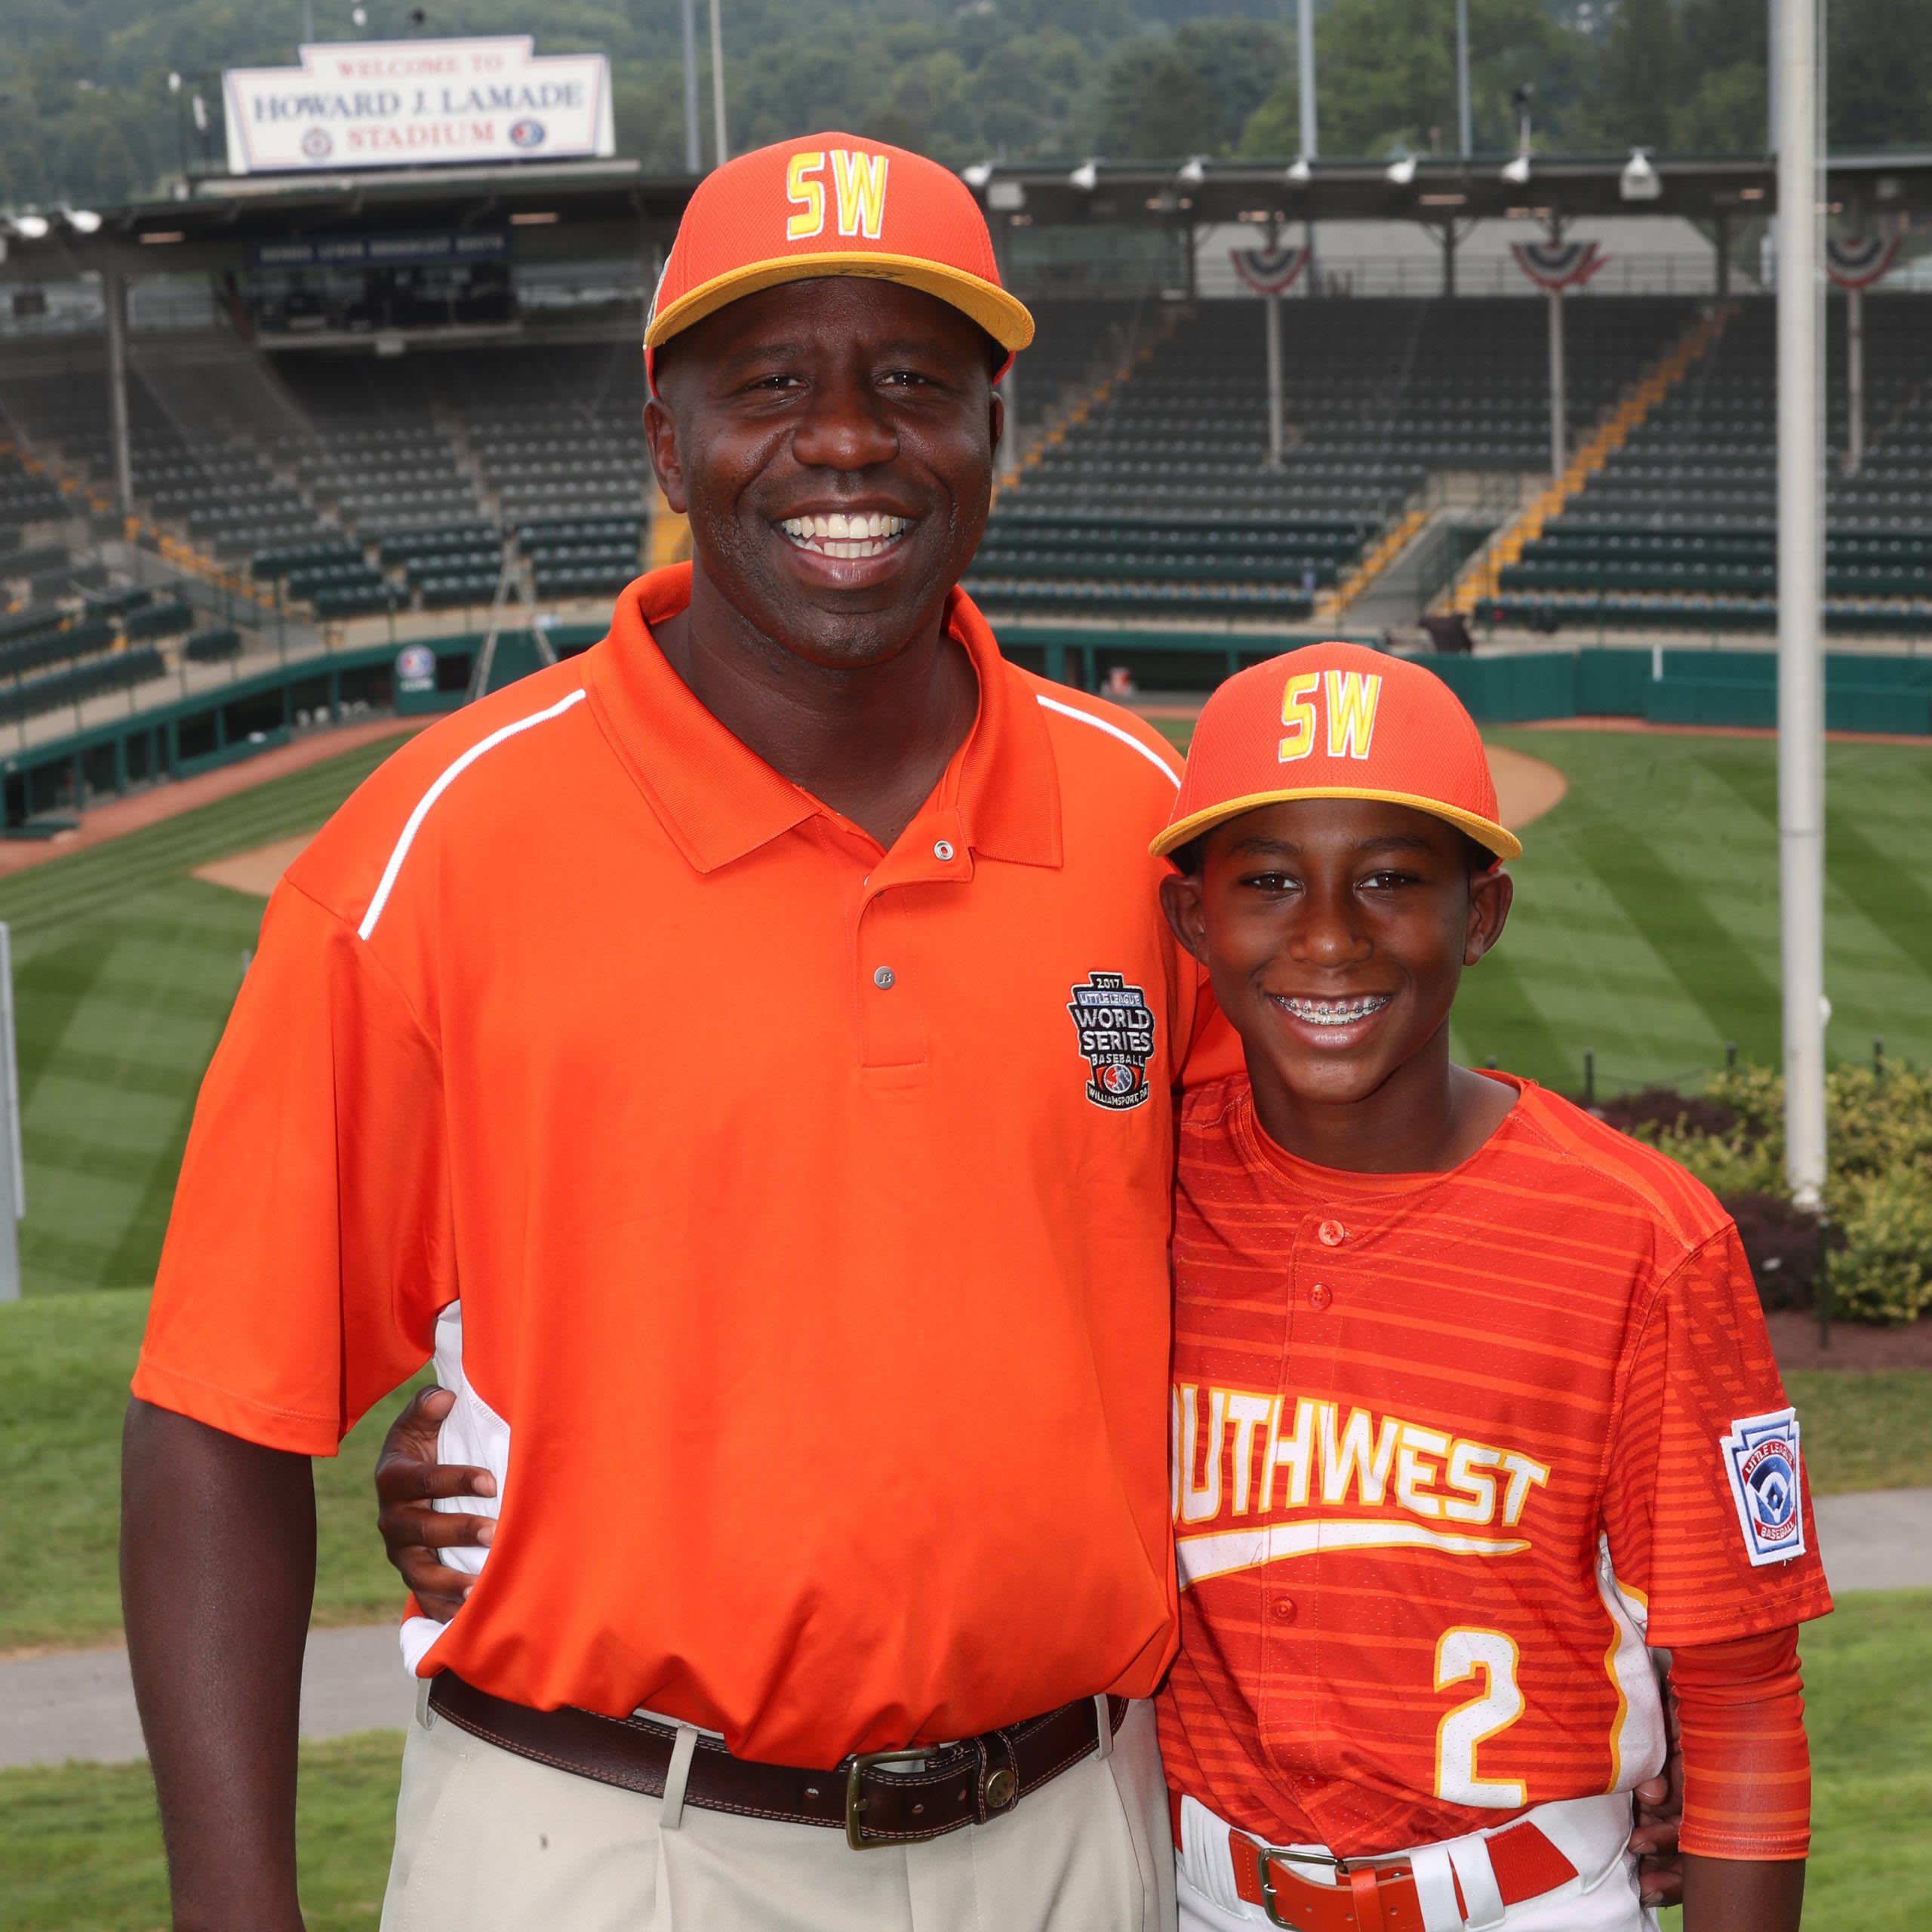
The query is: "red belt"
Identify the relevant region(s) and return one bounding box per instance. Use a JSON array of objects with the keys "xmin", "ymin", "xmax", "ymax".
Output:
[{"xmin": 1168, "ymin": 1790, "xmax": 1579, "ymax": 1932}]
